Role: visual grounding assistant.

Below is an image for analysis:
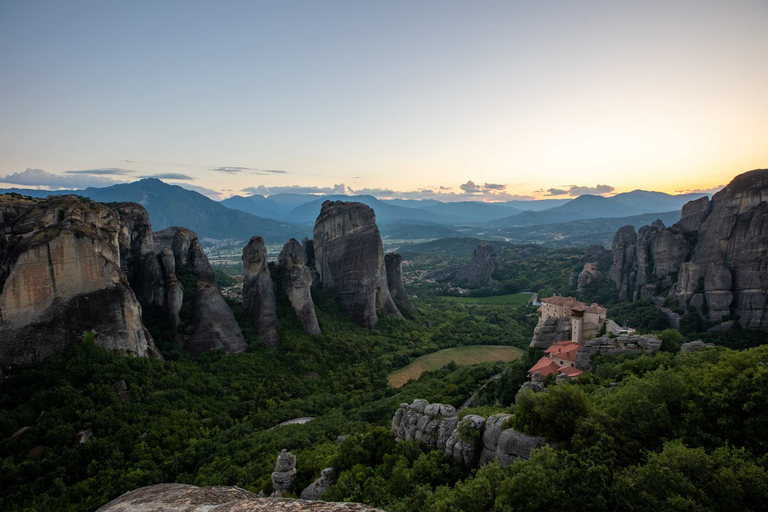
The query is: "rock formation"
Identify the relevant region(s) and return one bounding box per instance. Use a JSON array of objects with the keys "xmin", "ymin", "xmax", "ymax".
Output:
[
  {"xmin": 156, "ymin": 227, "xmax": 246, "ymax": 355},
  {"xmin": 384, "ymin": 253, "xmax": 414, "ymax": 310},
  {"xmin": 680, "ymin": 340, "xmax": 715, "ymax": 352},
  {"xmin": 515, "ymin": 371, "xmax": 547, "ymax": 403},
  {"xmin": 608, "ymin": 169, "xmax": 768, "ymax": 330},
  {"xmin": 241, "ymin": 236, "xmax": 280, "ymax": 344},
  {"xmin": 271, "ymin": 449, "xmax": 297, "ymax": 497},
  {"xmin": 0, "ymin": 195, "xmax": 160, "ymax": 368},
  {"xmin": 424, "ymin": 242, "xmax": 503, "ymax": 288},
  {"xmin": 300, "ymin": 468, "xmax": 335, "ymax": 500},
  {"xmin": 313, "ymin": 201, "xmax": 402, "ymax": 328},
  {"xmin": 278, "ymin": 238, "xmax": 320, "ymax": 335},
  {"xmin": 530, "ymin": 316, "xmax": 572, "ymax": 349},
  {"xmin": 96, "ymin": 483, "xmax": 382, "ymax": 512},
  {"xmin": 392, "ymin": 399, "xmax": 547, "ymax": 469},
  {"xmin": 574, "ymin": 334, "xmax": 662, "ymax": 370},
  {"xmin": 115, "ymin": 203, "xmax": 166, "ymax": 308}
]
